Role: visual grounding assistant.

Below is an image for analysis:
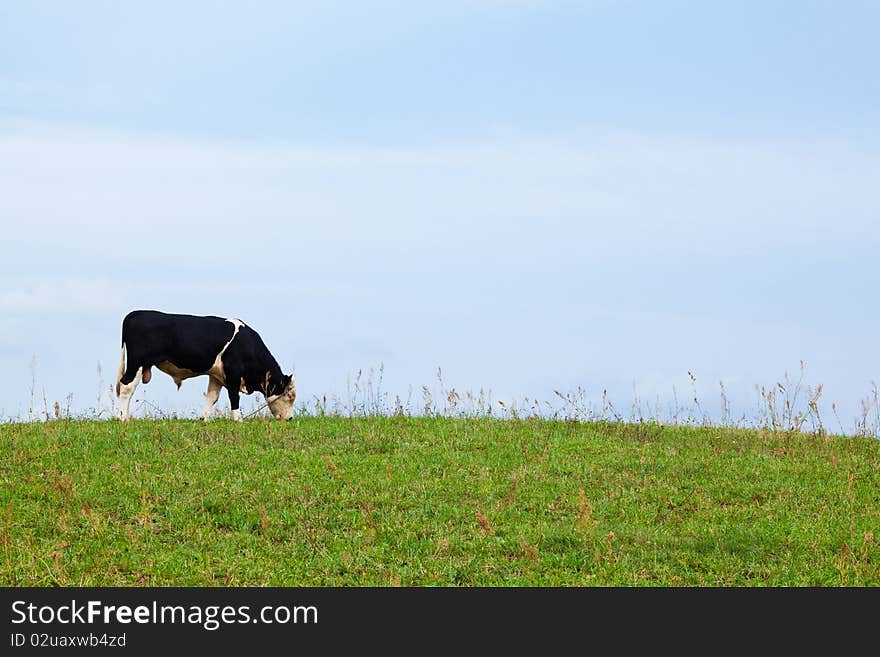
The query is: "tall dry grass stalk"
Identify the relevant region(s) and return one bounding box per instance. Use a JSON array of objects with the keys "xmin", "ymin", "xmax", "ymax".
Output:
[{"xmin": 10, "ymin": 358, "xmax": 880, "ymax": 439}]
